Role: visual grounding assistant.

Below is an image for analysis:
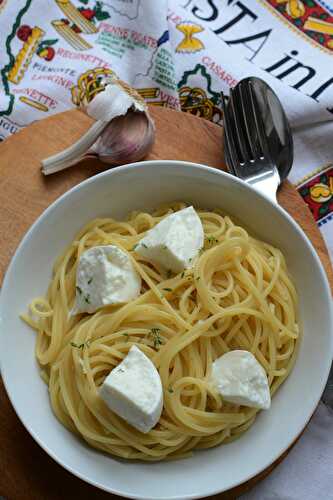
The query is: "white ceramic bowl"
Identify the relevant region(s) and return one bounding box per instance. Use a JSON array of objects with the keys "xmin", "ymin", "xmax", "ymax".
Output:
[{"xmin": 1, "ymin": 161, "xmax": 332, "ymax": 500}]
